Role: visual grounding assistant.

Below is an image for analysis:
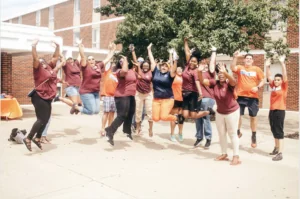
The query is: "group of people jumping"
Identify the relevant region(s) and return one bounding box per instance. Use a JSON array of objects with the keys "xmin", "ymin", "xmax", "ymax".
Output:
[{"xmin": 21, "ymin": 36, "xmax": 288, "ymax": 164}]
